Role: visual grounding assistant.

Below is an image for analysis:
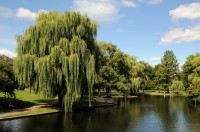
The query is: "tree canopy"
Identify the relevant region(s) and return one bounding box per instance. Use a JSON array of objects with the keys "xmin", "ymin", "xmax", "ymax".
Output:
[
  {"xmin": 95, "ymin": 42, "xmax": 155, "ymax": 96},
  {"xmin": 14, "ymin": 11, "xmax": 98, "ymax": 112},
  {"xmin": 0, "ymin": 56, "xmax": 18, "ymax": 97},
  {"xmin": 183, "ymin": 53, "xmax": 200, "ymax": 102},
  {"xmin": 155, "ymin": 50, "xmax": 179, "ymax": 93}
]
